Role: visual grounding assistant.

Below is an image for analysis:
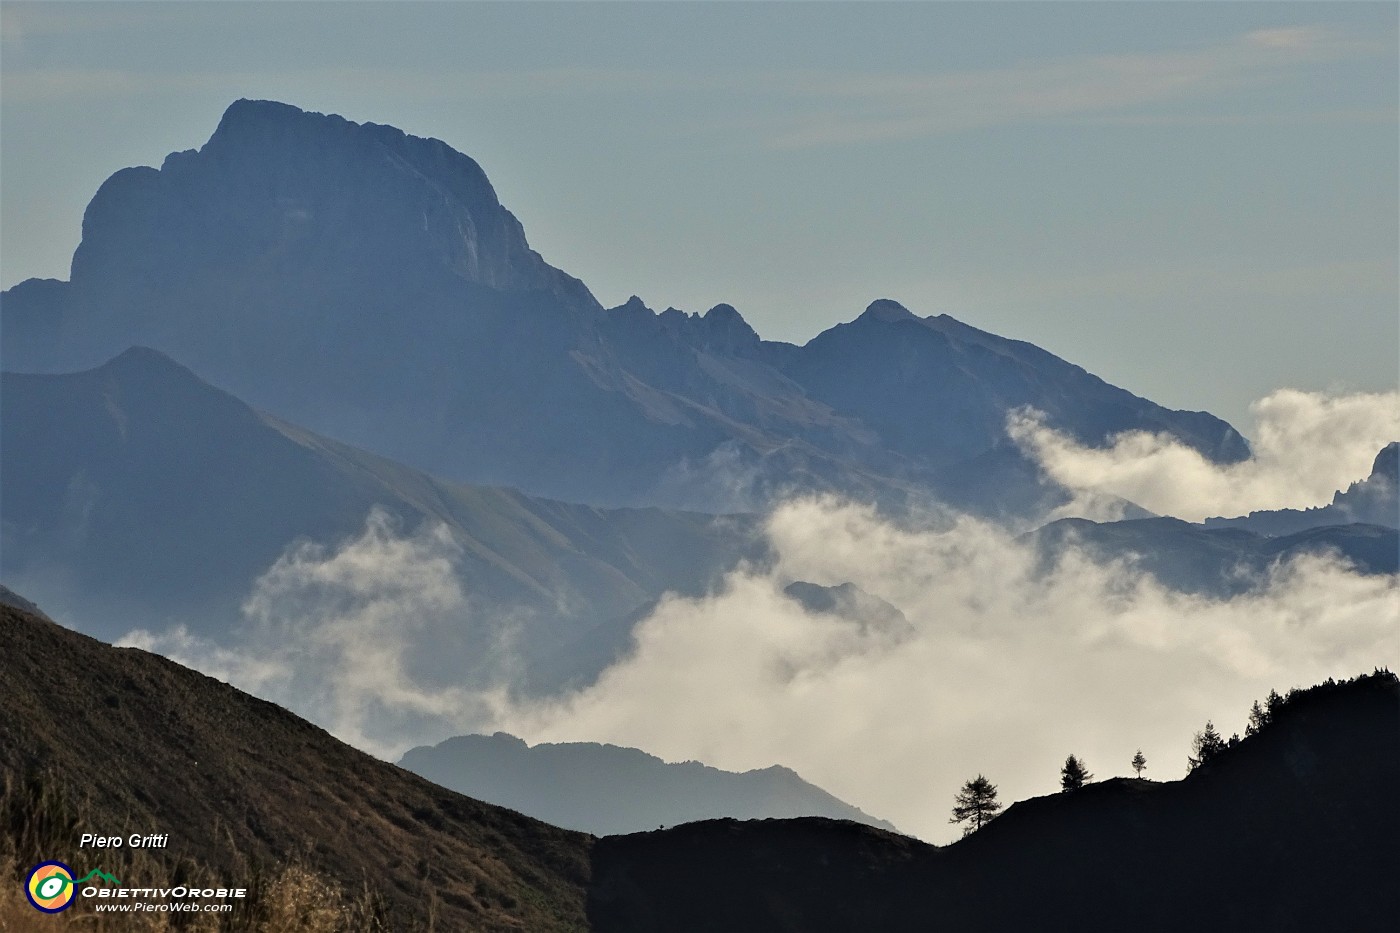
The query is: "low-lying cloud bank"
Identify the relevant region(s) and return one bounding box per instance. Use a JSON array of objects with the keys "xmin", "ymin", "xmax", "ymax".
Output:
[
  {"xmin": 120, "ymin": 388, "xmax": 1399, "ymax": 843},
  {"xmin": 484, "ymin": 497, "xmax": 1397, "ymax": 842},
  {"xmin": 125, "ymin": 502, "xmax": 1396, "ymax": 844},
  {"xmin": 1009, "ymin": 388, "xmax": 1400, "ymax": 522}
]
